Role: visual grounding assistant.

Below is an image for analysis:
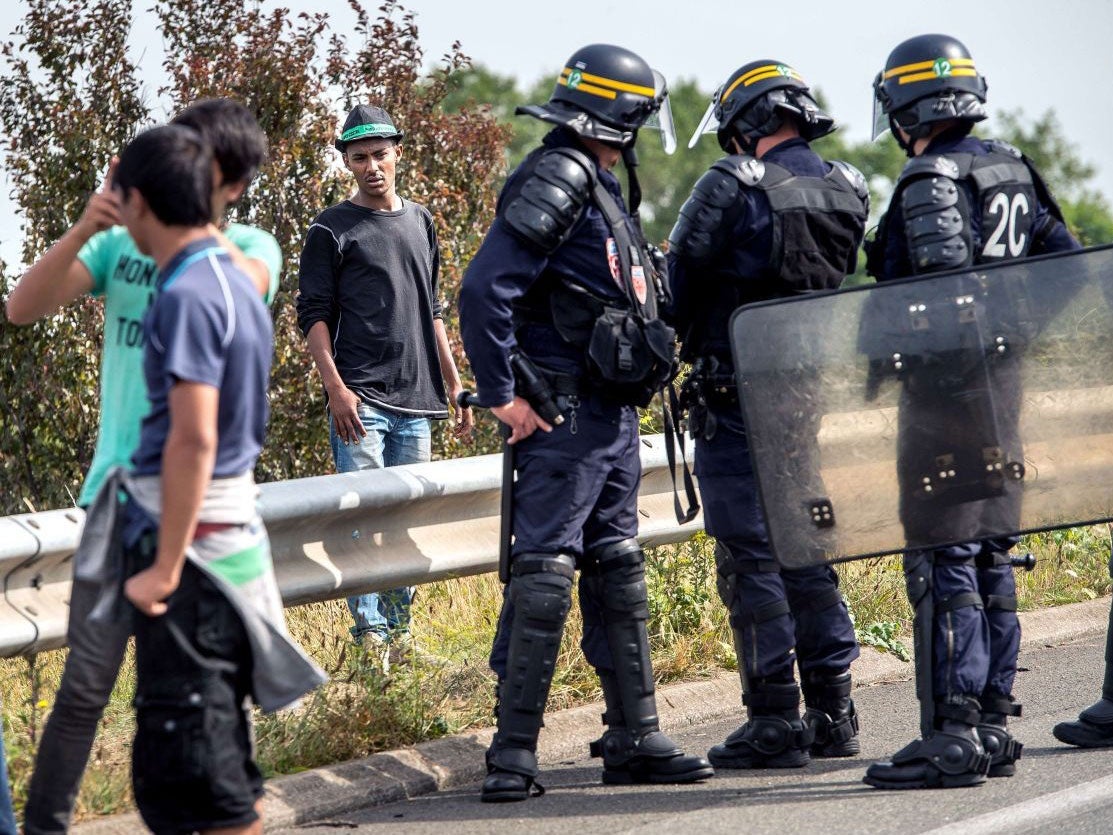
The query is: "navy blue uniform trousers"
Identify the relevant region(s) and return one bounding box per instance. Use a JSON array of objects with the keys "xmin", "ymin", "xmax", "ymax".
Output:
[
  {"xmin": 695, "ymin": 405, "xmax": 859, "ymax": 683},
  {"xmin": 489, "ymin": 394, "xmax": 641, "ymax": 677}
]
